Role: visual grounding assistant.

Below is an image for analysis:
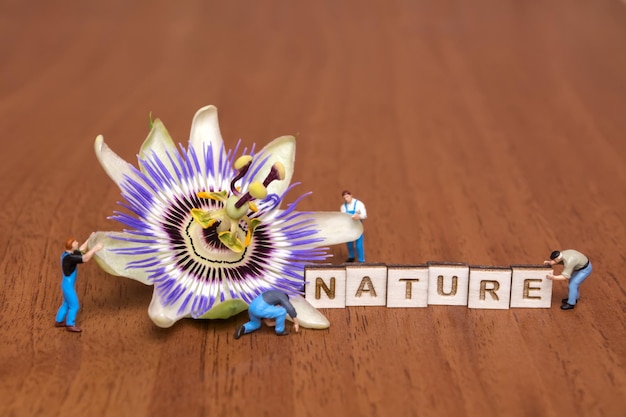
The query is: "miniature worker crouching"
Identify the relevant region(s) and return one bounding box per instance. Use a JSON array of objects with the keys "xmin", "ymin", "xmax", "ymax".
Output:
[
  {"xmin": 234, "ymin": 290, "xmax": 300, "ymax": 339},
  {"xmin": 544, "ymin": 249, "xmax": 592, "ymax": 310}
]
